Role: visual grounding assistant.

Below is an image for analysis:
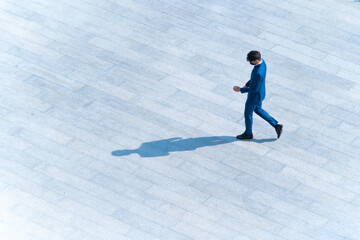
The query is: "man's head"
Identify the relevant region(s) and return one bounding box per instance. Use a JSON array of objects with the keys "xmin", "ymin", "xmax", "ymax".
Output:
[{"xmin": 247, "ymin": 50, "xmax": 261, "ymax": 65}]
